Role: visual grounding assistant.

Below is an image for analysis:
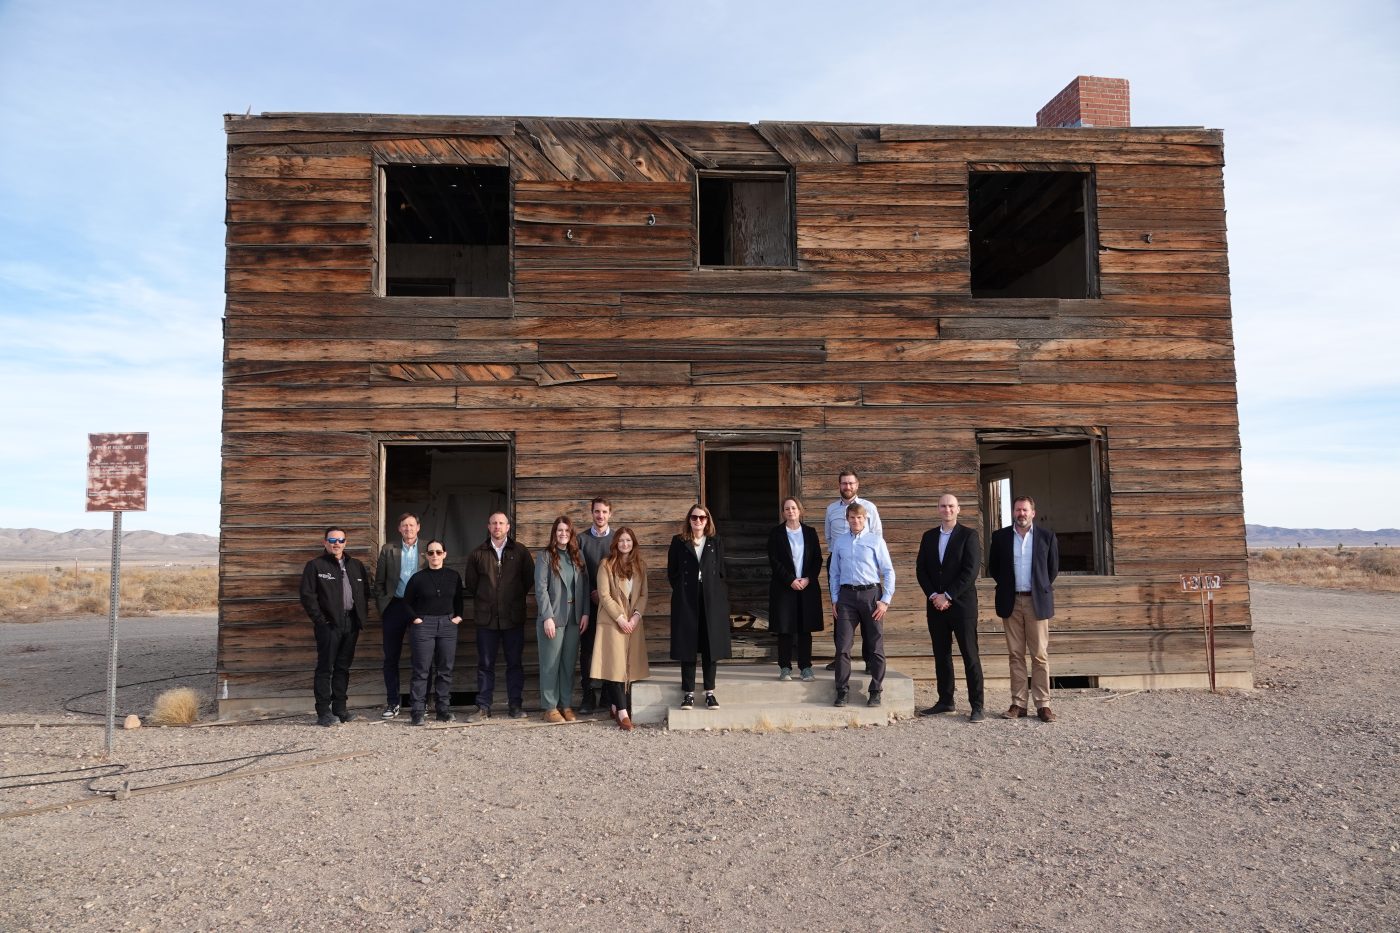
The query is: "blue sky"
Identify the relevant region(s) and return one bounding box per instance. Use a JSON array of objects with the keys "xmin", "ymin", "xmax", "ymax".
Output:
[{"xmin": 1, "ymin": 0, "xmax": 1396, "ymax": 534}]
